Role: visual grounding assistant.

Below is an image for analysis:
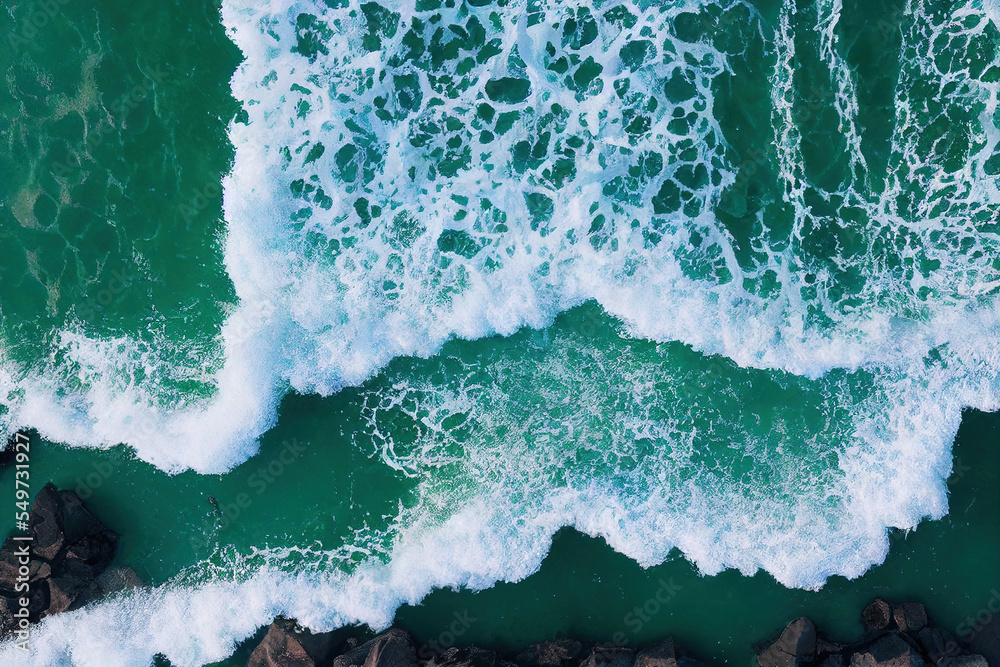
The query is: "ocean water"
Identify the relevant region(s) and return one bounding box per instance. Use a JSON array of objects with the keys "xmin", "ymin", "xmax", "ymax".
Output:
[{"xmin": 2, "ymin": 0, "xmax": 1000, "ymax": 664}]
